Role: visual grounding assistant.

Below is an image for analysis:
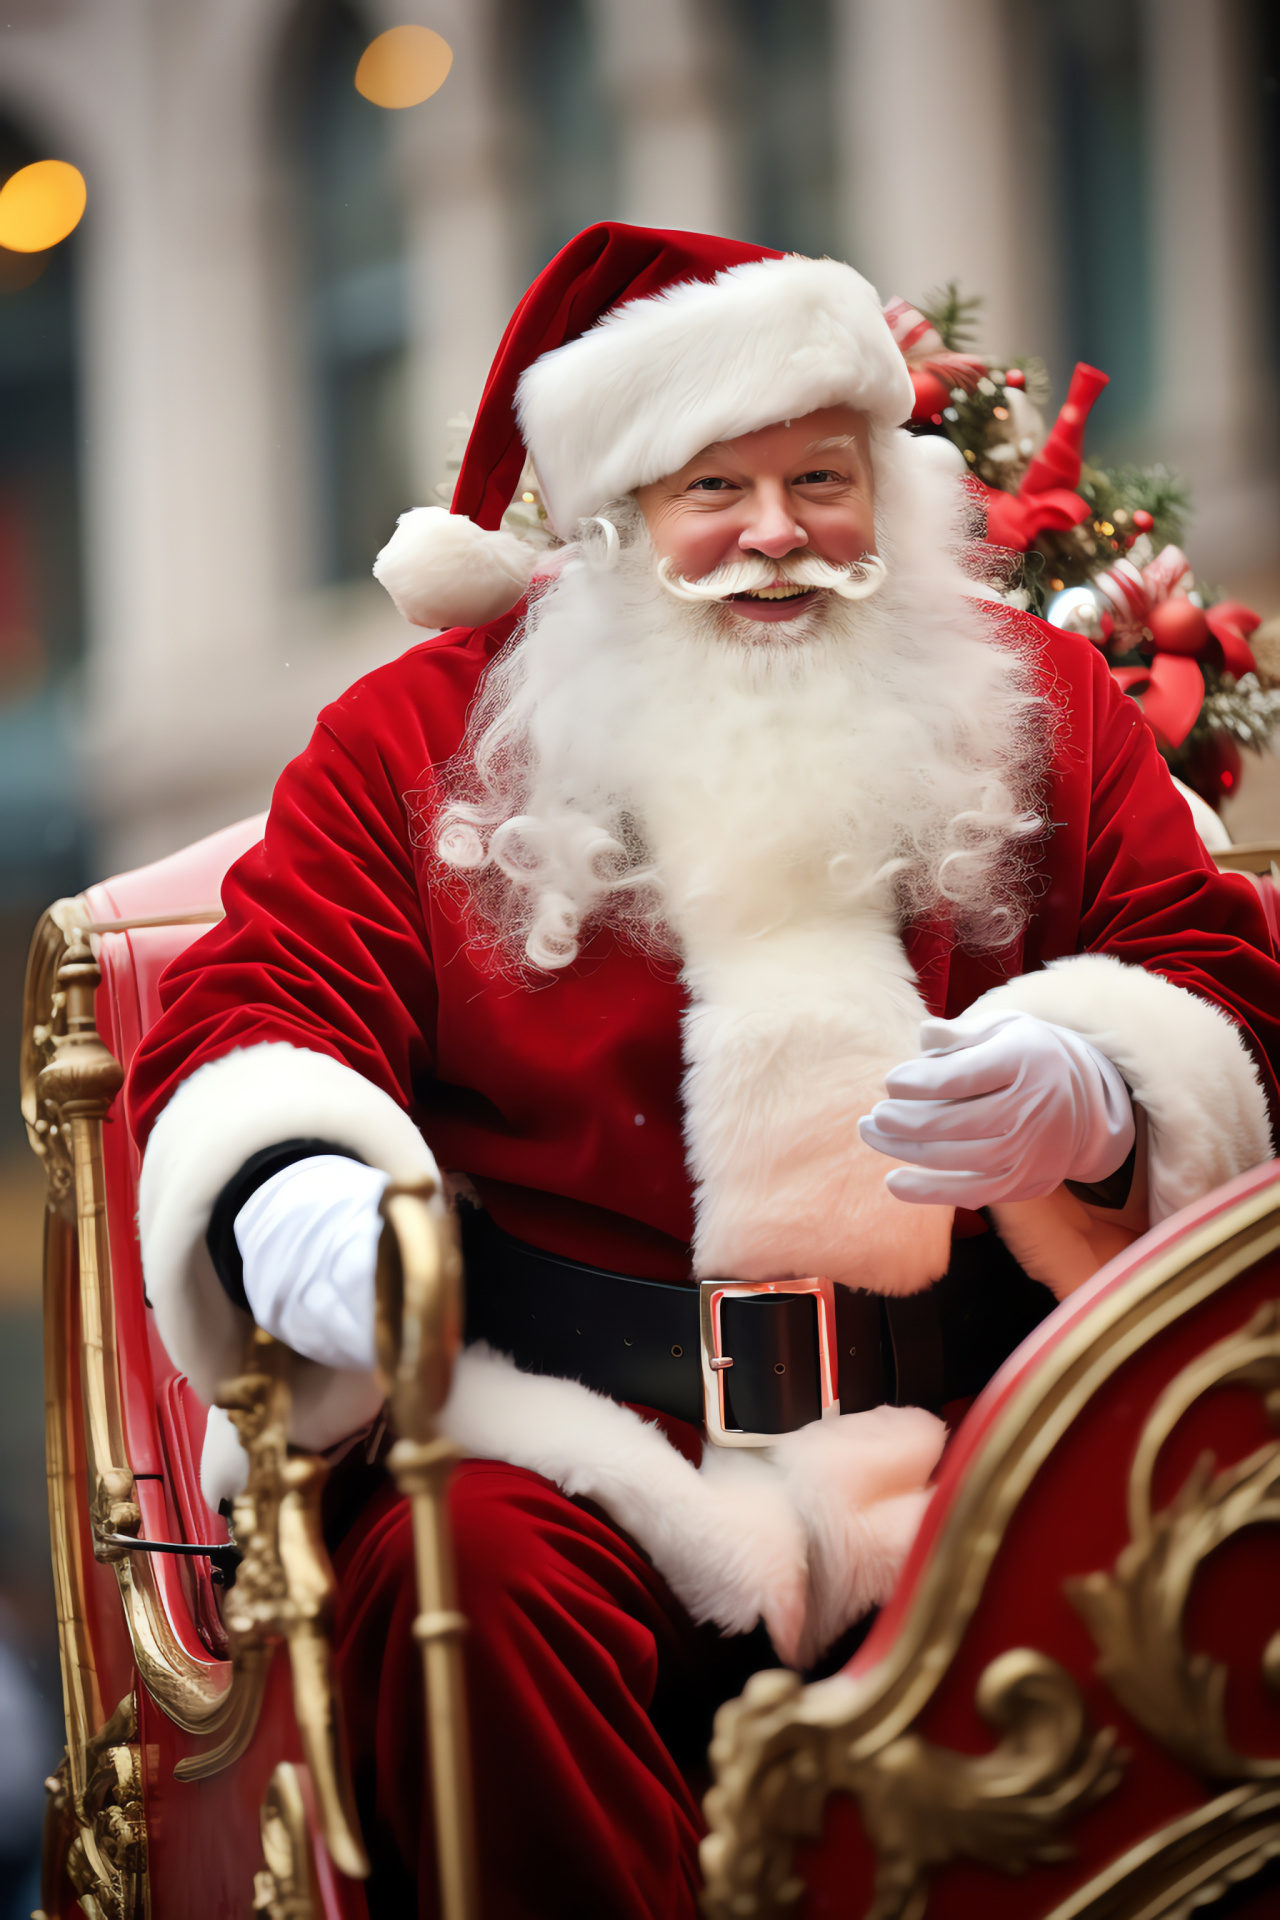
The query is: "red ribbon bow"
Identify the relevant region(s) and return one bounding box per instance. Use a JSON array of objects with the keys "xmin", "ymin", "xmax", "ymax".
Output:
[
  {"xmin": 976, "ymin": 363, "xmax": 1109, "ymax": 550},
  {"xmin": 1099, "ymin": 546, "xmax": 1261, "ymax": 748}
]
